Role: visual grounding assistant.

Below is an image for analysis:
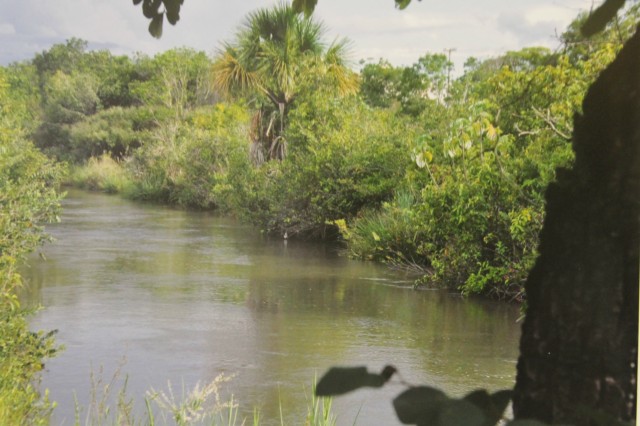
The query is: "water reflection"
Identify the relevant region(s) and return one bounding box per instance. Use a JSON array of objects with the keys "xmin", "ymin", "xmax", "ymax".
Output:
[{"xmin": 22, "ymin": 190, "xmax": 520, "ymax": 425}]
